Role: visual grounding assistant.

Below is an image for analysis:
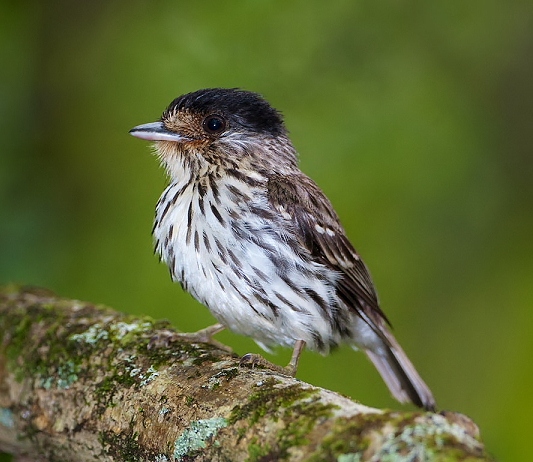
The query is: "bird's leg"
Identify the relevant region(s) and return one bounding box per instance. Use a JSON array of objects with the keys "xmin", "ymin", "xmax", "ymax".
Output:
[
  {"xmin": 240, "ymin": 340, "xmax": 306, "ymax": 377},
  {"xmin": 287, "ymin": 339, "xmax": 306, "ymax": 375},
  {"xmin": 178, "ymin": 323, "xmax": 226, "ymax": 343},
  {"xmin": 149, "ymin": 323, "xmax": 231, "ymax": 352}
]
